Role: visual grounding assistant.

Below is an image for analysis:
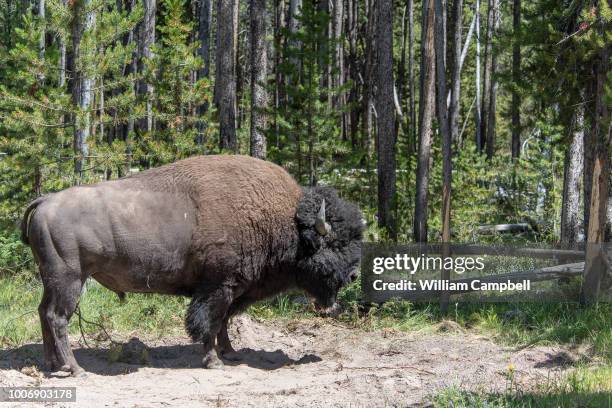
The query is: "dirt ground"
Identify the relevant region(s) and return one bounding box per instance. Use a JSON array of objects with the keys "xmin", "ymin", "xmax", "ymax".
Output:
[{"xmin": 0, "ymin": 315, "xmax": 585, "ymax": 407}]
